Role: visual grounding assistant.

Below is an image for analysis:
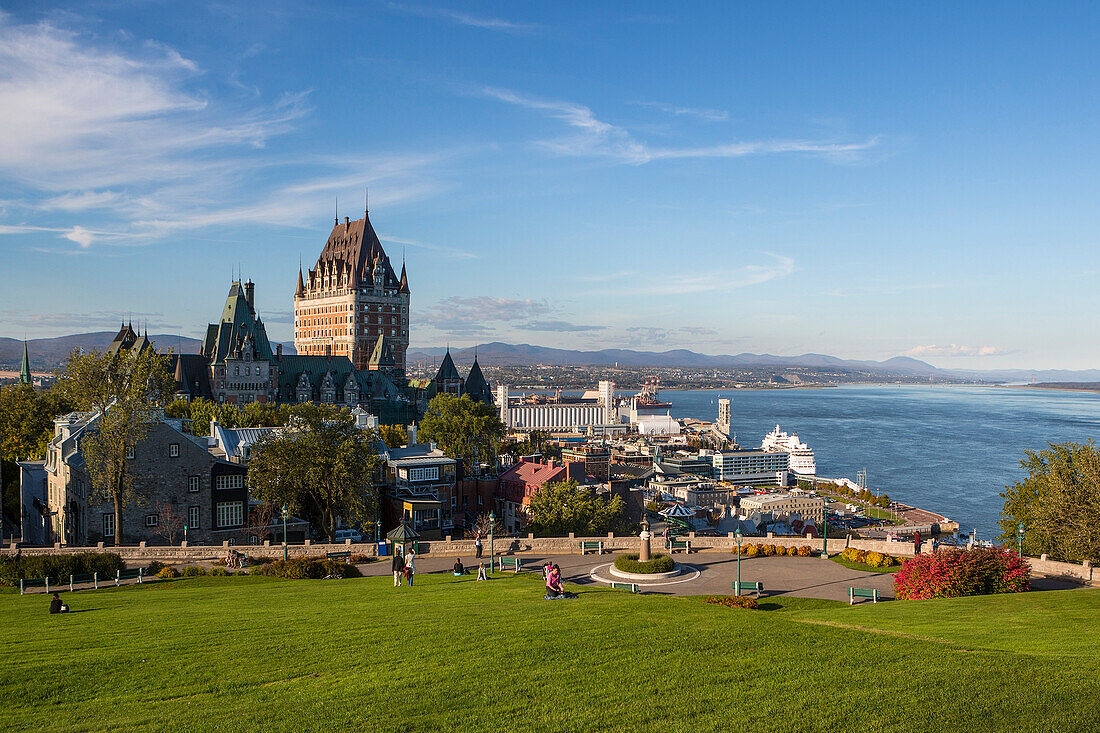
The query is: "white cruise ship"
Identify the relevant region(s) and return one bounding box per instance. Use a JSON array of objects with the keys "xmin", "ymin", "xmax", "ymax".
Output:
[{"xmin": 761, "ymin": 425, "xmax": 816, "ymax": 475}]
